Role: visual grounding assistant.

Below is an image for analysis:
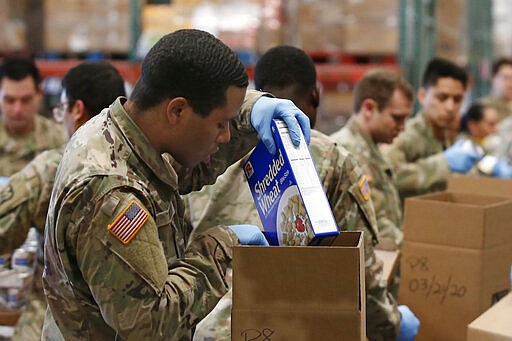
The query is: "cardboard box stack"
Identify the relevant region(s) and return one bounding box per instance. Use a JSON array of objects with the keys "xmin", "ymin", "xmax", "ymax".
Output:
[
  {"xmin": 232, "ymin": 231, "xmax": 366, "ymax": 341},
  {"xmin": 467, "ymin": 291, "xmax": 512, "ymax": 341},
  {"xmin": 291, "ymin": 0, "xmax": 398, "ymax": 55},
  {"xmin": 44, "ymin": 0, "xmax": 131, "ymax": 54},
  {"xmin": 399, "ymin": 189, "xmax": 512, "ymax": 341}
]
